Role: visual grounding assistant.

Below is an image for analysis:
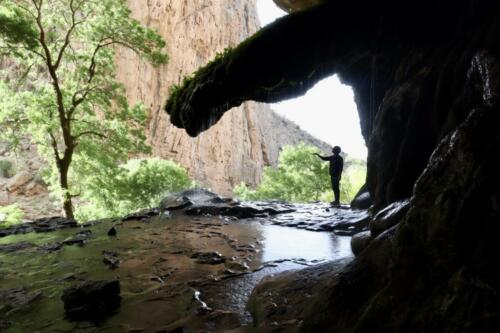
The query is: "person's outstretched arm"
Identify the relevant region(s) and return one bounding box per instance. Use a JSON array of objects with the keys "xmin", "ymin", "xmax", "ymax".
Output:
[{"xmin": 313, "ymin": 153, "xmax": 330, "ymax": 161}]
